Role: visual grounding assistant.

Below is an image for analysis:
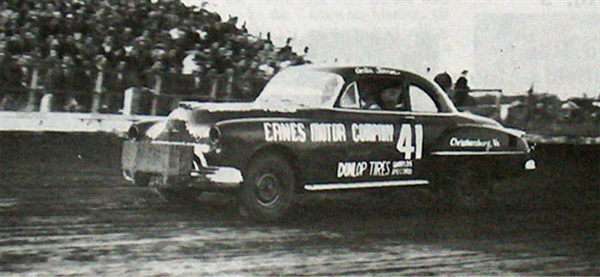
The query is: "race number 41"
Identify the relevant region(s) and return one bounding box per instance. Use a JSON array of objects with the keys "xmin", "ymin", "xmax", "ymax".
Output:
[{"xmin": 396, "ymin": 124, "xmax": 423, "ymax": 160}]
